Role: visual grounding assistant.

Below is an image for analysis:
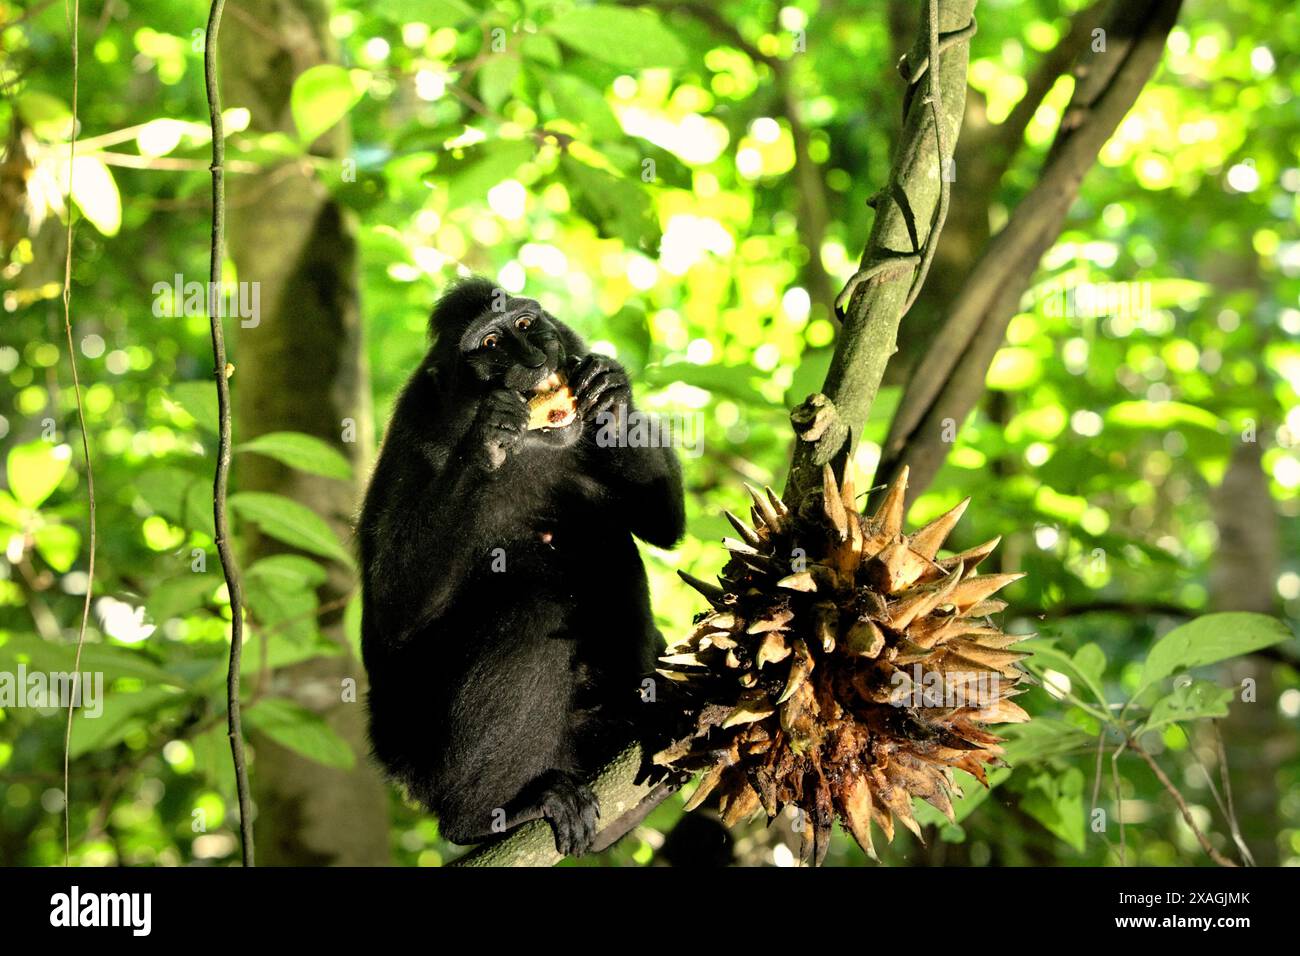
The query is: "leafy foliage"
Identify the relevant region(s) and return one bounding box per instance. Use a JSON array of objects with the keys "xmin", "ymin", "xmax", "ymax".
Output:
[{"xmin": 0, "ymin": 0, "xmax": 1296, "ymax": 868}]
